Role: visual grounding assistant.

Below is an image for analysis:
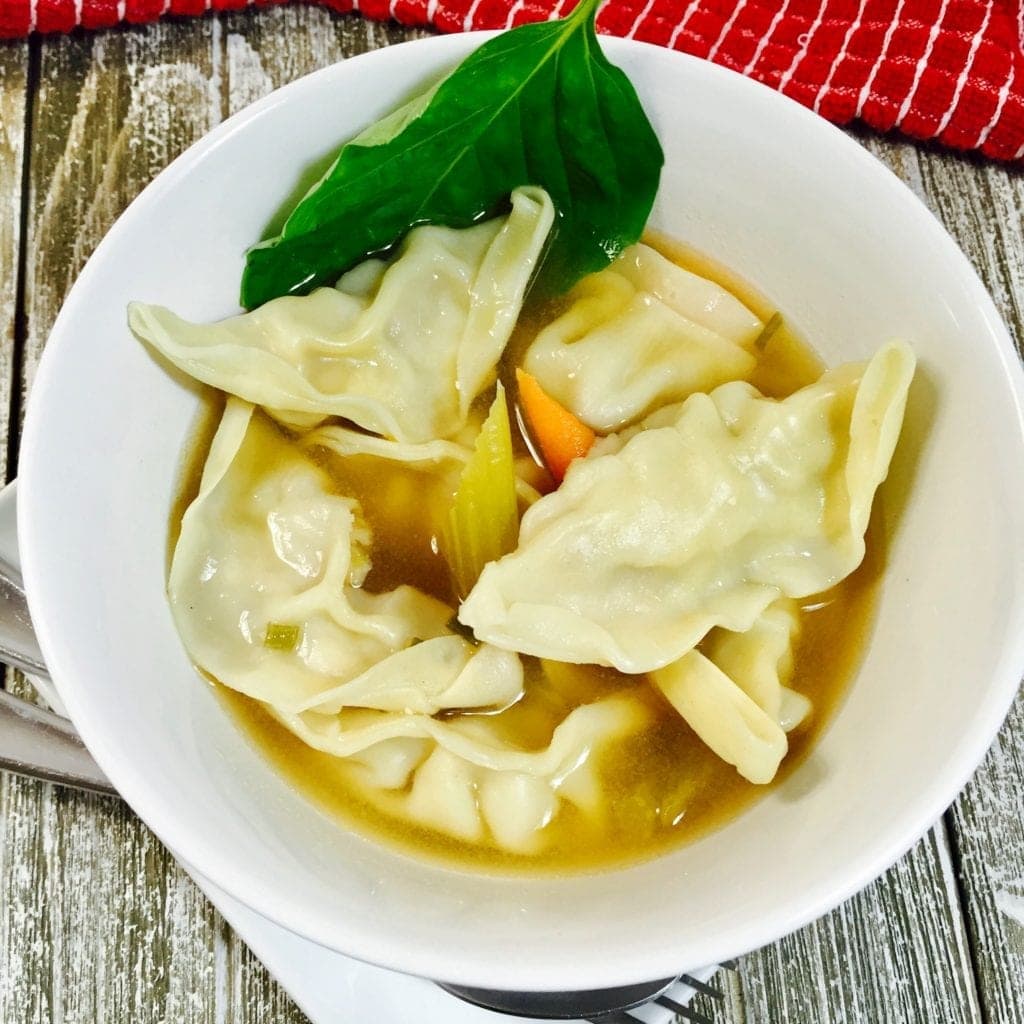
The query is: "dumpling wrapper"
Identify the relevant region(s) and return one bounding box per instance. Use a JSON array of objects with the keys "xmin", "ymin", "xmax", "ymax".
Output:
[
  {"xmin": 170, "ymin": 399, "xmax": 521, "ymax": 714},
  {"xmin": 460, "ymin": 340, "xmax": 915, "ymax": 673},
  {"xmin": 654, "ymin": 653, "xmax": 787, "ymax": 785},
  {"xmin": 523, "ymin": 242, "xmax": 763, "ymax": 432},
  {"xmin": 298, "ymin": 639, "xmax": 524, "ymax": 716},
  {"xmin": 652, "ymin": 598, "xmax": 810, "ymax": 785},
  {"xmin": 701, "ymin": 598, "xmax": 809, "ymax": 727},
  {"xmin": 280, "ymin": 695, "xmax": 650, "ymax": 853},
  {"xmin": 130, "ymin": 187, "xmax": 554, "ymax": 443}
]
